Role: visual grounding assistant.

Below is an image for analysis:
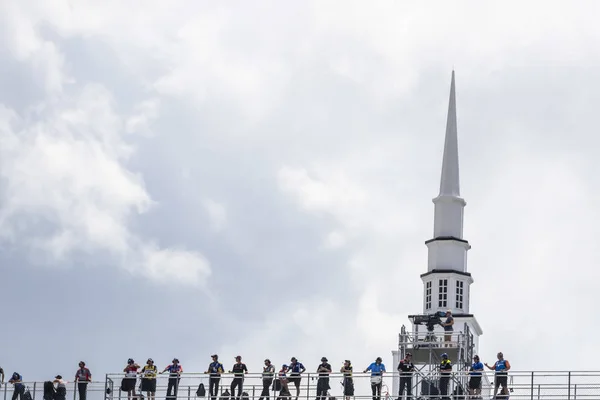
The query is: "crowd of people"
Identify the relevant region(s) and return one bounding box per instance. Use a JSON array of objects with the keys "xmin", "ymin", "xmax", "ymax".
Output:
[{"xmin": 0, "ymin": 352, "xmax": 511, "ymax": 400}]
